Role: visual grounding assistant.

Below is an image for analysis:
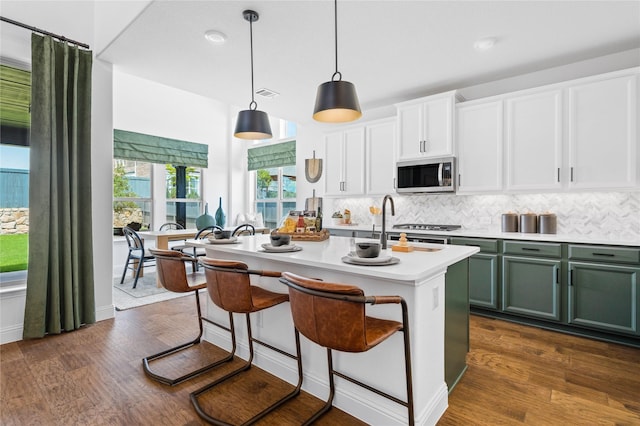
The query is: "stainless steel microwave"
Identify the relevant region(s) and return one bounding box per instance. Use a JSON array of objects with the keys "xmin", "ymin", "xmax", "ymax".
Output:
[{"xmin": 396, "ymin": 157, "xmax": 456, "ymax": 193}]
